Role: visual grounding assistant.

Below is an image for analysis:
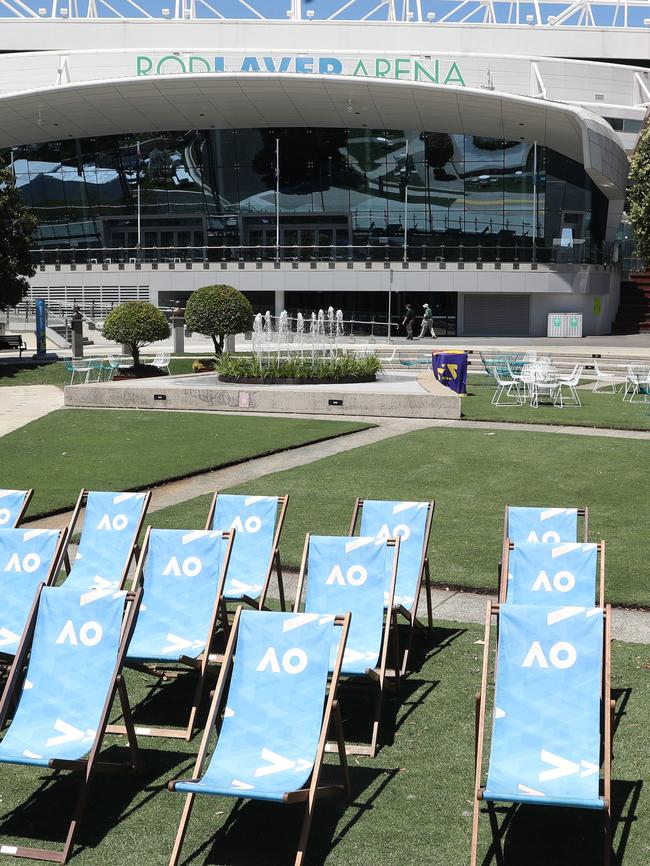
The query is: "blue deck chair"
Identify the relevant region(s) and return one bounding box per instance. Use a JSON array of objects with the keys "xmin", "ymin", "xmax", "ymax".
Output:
[
  {"xmin": 0, "ymin": 527, "xmax": 67, "ymax": 660},
  {"xmin": 504, "ymin": 504, "xmax": 589, "ymax": 545},
  {"xmin": 293, "ymin": 534, "xmax": 400, "ymax": 757},
  {"xmin": 349, "ymin": 498, "xmax": 435, "ymax": 674},
  {"xmin": 471, "ymin": 601, "xmax": 612, "ymax": 866},
  {"xmin": 110, "ymin": 526, "xmax": 234, "ymax": 741},
  {"xmin": 500, "ymin": 541, "xmax": 604, "ymax": 607},
  {"xmin": 205, "ymin": 492, "xmax": 288, "ymax": 610},
  {"xmin": 0, "ymin": 489, "xmax": 33, "ymax": 528},
  {"xmin": 60, "ymin": 489, "xmax": 151, "ymax": 593},
  {"xmin": 0, "ymin": 584, "xmax": 143, "ymax": 864},
  {"xmin": 168, "ymin": 608, "xmax": 351, "ymax": 866}
]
